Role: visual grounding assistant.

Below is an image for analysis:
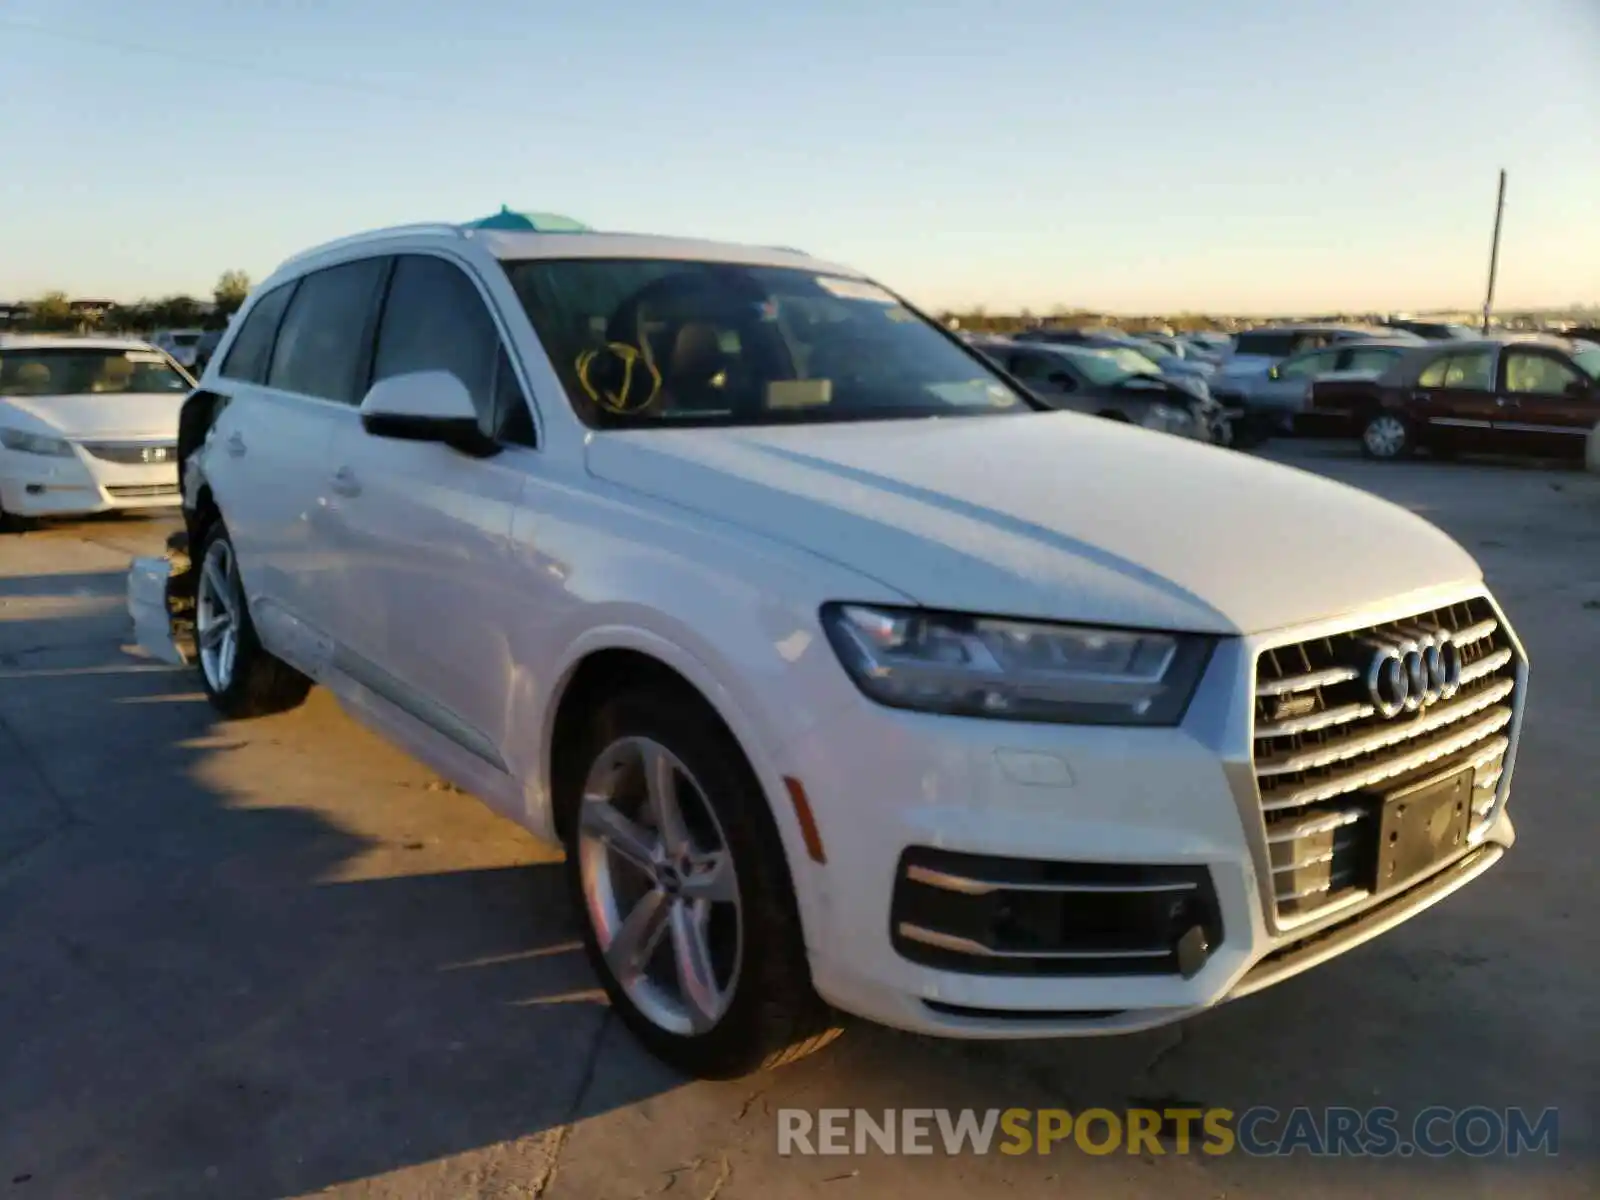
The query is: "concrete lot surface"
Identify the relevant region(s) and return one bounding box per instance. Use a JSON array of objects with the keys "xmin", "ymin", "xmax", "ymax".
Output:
[{"xmin": 1, "ymin": 444, "xmax": 1596, "ymax": 1199}]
